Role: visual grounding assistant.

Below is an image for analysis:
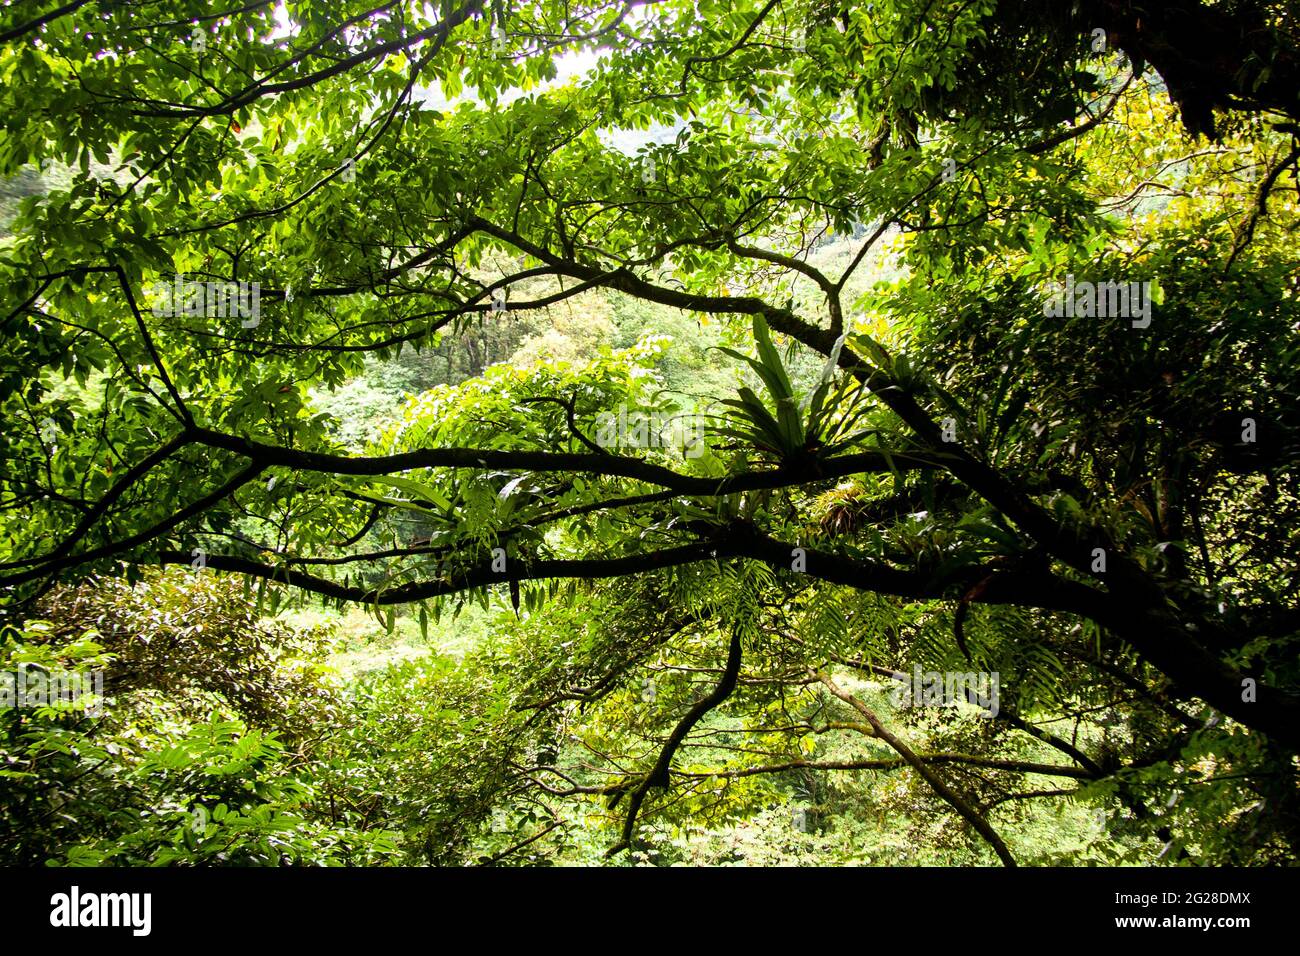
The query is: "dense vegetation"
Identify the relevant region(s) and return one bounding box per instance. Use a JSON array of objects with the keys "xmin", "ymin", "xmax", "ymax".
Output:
[{"xmin": 1, "ymin": 0, "xmax": 1298, "ymax": 866}]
